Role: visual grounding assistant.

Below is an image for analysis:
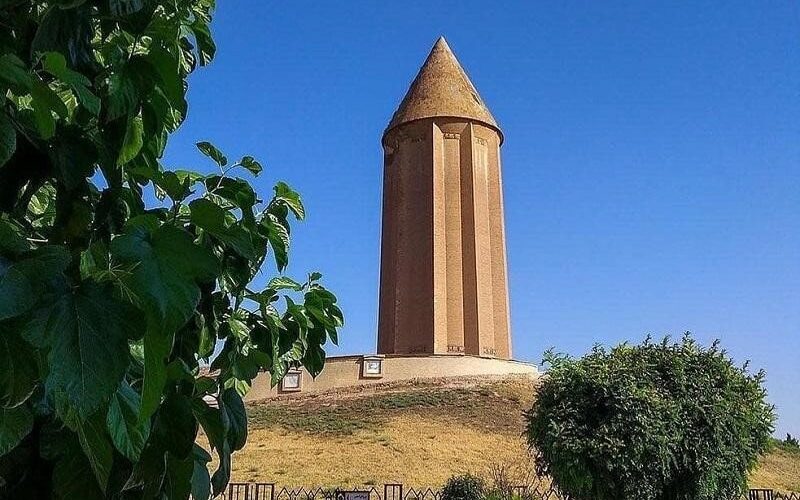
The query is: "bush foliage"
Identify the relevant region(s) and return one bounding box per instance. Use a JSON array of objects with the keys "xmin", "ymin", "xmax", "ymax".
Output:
[
  {"xmin": 525, "ymin": 334, "xmax": 775, "ymax": 500},
  {"xmin": 773, "ymin": 434, "xmax": 800, "ymax": 454},
  {"xmin": 0, "ymin": 1, "xmax": 342, "ymax": 498},
  {"xmin": 441, "ymin": 474, "xmax": 487, "ymax": 500}
]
